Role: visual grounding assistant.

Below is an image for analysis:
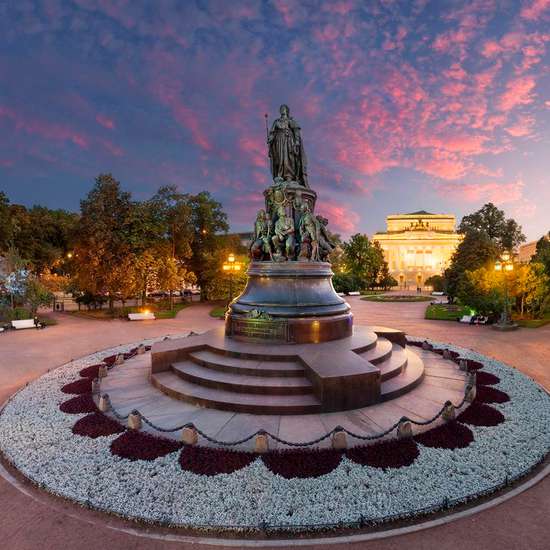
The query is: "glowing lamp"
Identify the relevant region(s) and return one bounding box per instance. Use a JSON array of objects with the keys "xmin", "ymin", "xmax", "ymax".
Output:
[
  {"xmin": 501, "ymin": 252, "xmax": 510, "ymax": 262},
  {"xmin": 505, "ymin": 263, "xmax": 513, "ymax": 272},
  {"xmin": 494, "ymin": 261, "xmax": 502, "ymax": 271}
]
